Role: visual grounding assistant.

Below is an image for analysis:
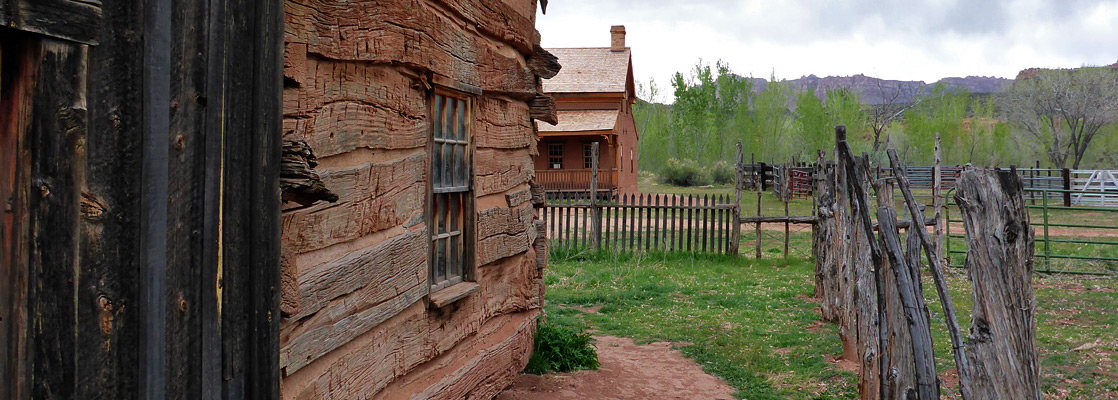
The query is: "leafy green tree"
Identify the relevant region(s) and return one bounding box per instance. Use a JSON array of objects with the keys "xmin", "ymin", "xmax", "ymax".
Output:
[
  {"xmin": 738, "ymin": 73, "xmax": 792, "ymax": 162},
  {"xmin": 668, "ymin": 60, "xmax": 752, "ymax": 164},
  {"xmin": 1002, "ymin": 66, "xmax": 1118, "ymax": 169},
  {"xmin": 902, "ymin": 83, "xmax": 970, "ymax": 164},
  {"xmin": 795, "ymin": 87, "xmax": 865, "ymax": 158}
]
